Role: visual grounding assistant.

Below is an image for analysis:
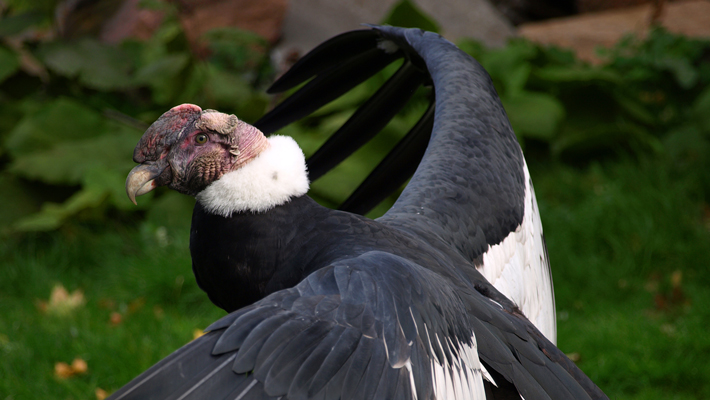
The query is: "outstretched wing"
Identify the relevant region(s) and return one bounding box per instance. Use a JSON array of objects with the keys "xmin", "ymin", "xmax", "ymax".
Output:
[
  {"xmin": 254, "ymin": 27, "xmax": 555, "ymax": 343},
  {"xmin": 108, "ymin": 252, "xmax": 596, "ymax": 400}
]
